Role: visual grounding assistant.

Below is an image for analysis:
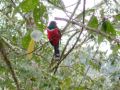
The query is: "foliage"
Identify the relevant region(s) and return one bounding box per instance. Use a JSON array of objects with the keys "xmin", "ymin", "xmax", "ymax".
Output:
[
  {"xmin": 87, "ymin": 15, "xmax": 98, "ymax": 29},
  {"xmin": 101, "ymin": 19, "xmax": 116, "ymax": 36},
  {"xmin": 18, "ymin": 0, "xmax": 39, "ymax": 13},
  {"xmin": 0, "ymin": 0, "xmax": 120, "ymax": 90}
]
